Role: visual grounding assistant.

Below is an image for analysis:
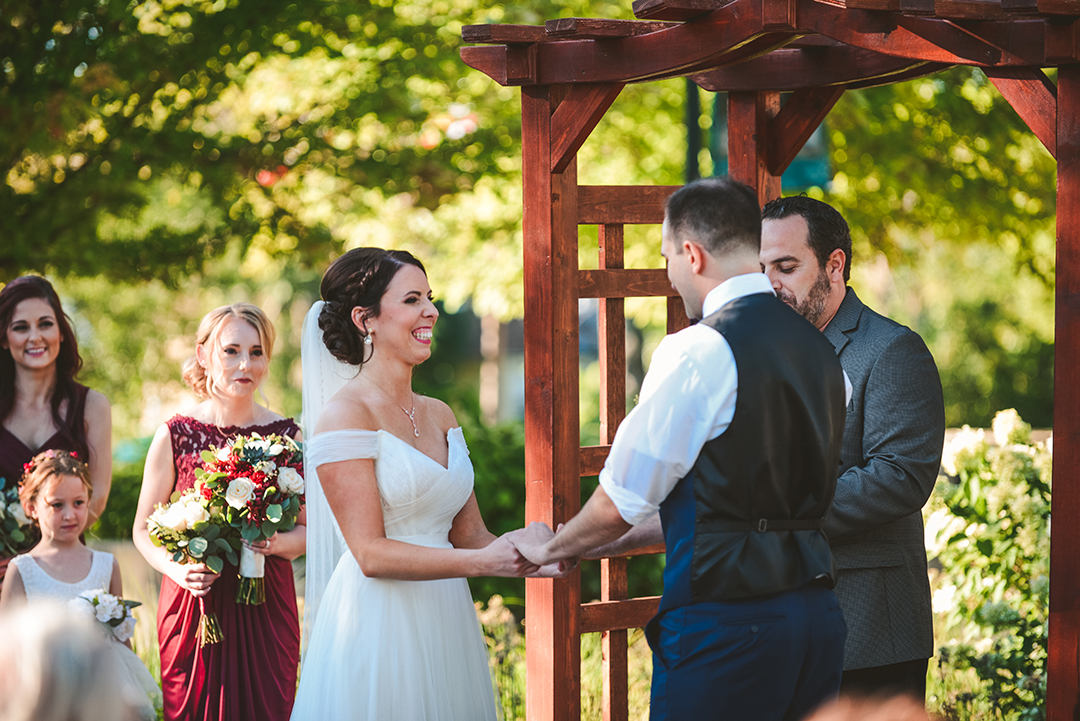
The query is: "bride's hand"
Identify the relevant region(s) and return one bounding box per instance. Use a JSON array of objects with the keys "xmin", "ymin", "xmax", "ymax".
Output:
[
  {"xmin": 527, "ymin": 561, "xmax": 574, "ymax": 579},
  {"xmin": 167, "ymin": 561, "xmax": 220, "ymax": 597},
  {"xmin": 478, "ymin": 535, "xmax": 540, "ymax": 577}
]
